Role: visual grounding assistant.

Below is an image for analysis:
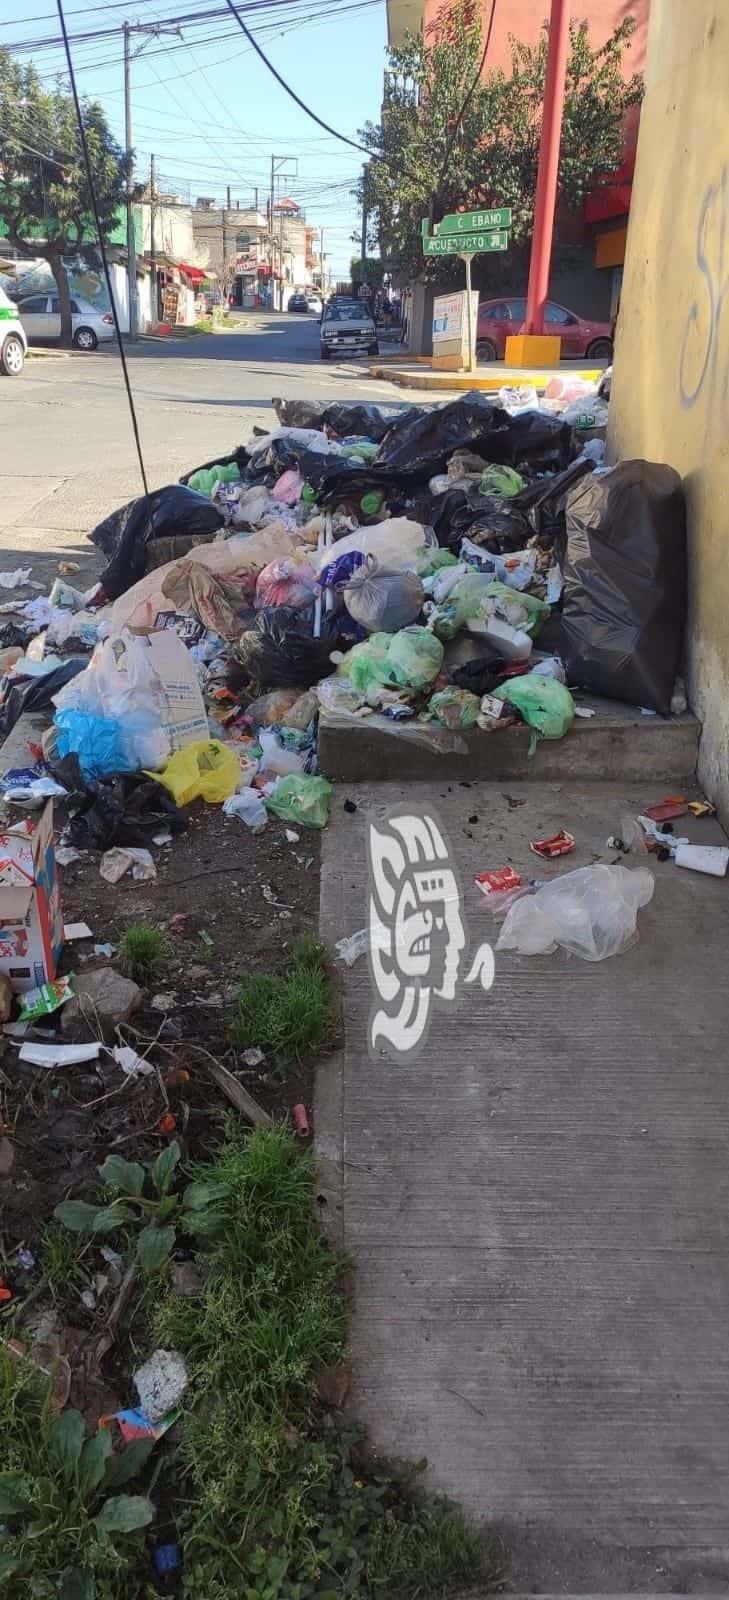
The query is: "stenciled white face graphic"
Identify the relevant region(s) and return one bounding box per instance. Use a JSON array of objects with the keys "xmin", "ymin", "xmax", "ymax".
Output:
[{"xmin": 367, "ymin": 809, "xmax": 492, "ymax": 1060}]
